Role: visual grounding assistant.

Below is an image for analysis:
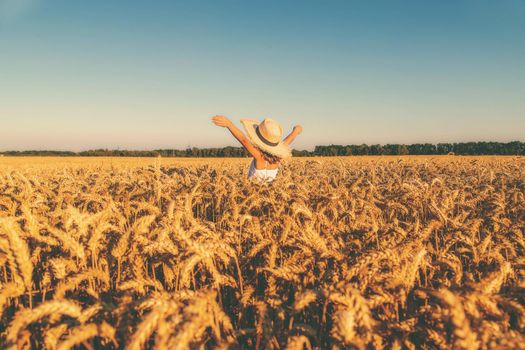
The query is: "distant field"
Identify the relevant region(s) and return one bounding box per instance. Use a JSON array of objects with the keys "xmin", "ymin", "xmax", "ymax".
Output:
[
  {"xmin": 0, "ymin": 155, "xmax": 520, "ymax": 168},
  {"xmin": 0, "ymin": 156, "xmax": 524, "ymax": 349},
  {"xmin": 0, "ymin": 156, "xmax": 248, "ymax": 168}
]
